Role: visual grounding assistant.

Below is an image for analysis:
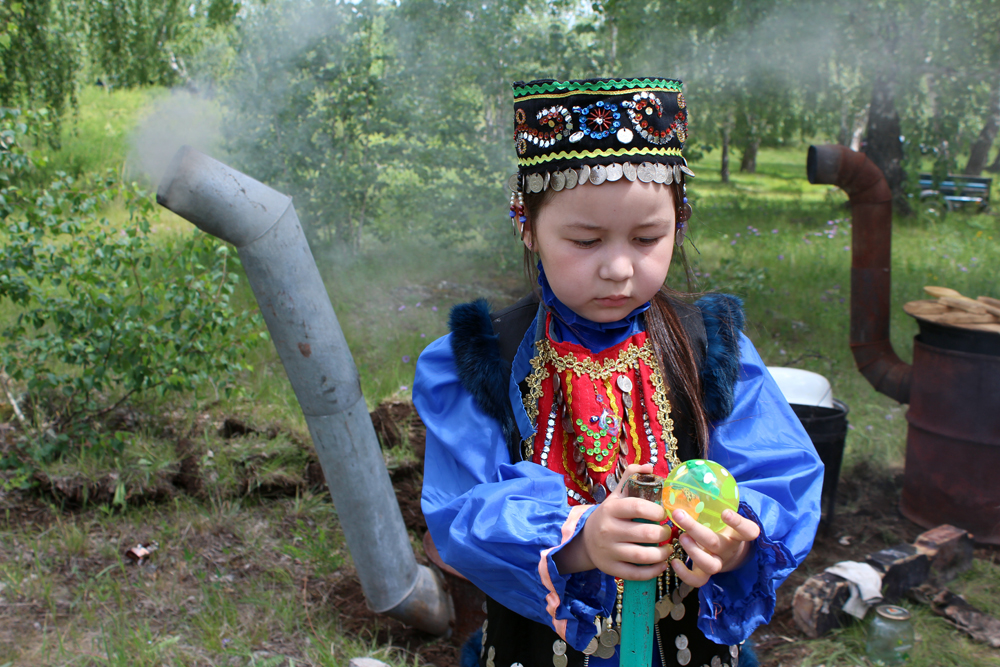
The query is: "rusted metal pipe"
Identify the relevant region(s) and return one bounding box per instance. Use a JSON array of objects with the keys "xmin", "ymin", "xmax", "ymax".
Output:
[
  {"xmin": 806, "ymin": 145, "xmax": 911, "ymax": 403},
  {"xmin": 156, "ymin": 146, "xmax": 453, "ymax": 635}
]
